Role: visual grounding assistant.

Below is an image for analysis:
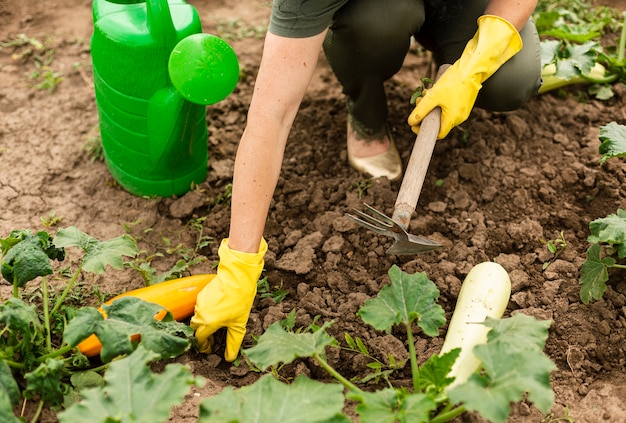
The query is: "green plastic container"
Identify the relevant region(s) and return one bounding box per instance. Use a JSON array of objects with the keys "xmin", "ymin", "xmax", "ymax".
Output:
[{"xmin": 91, "ymin": 0, "xmax": 238, "ymax": 197}]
